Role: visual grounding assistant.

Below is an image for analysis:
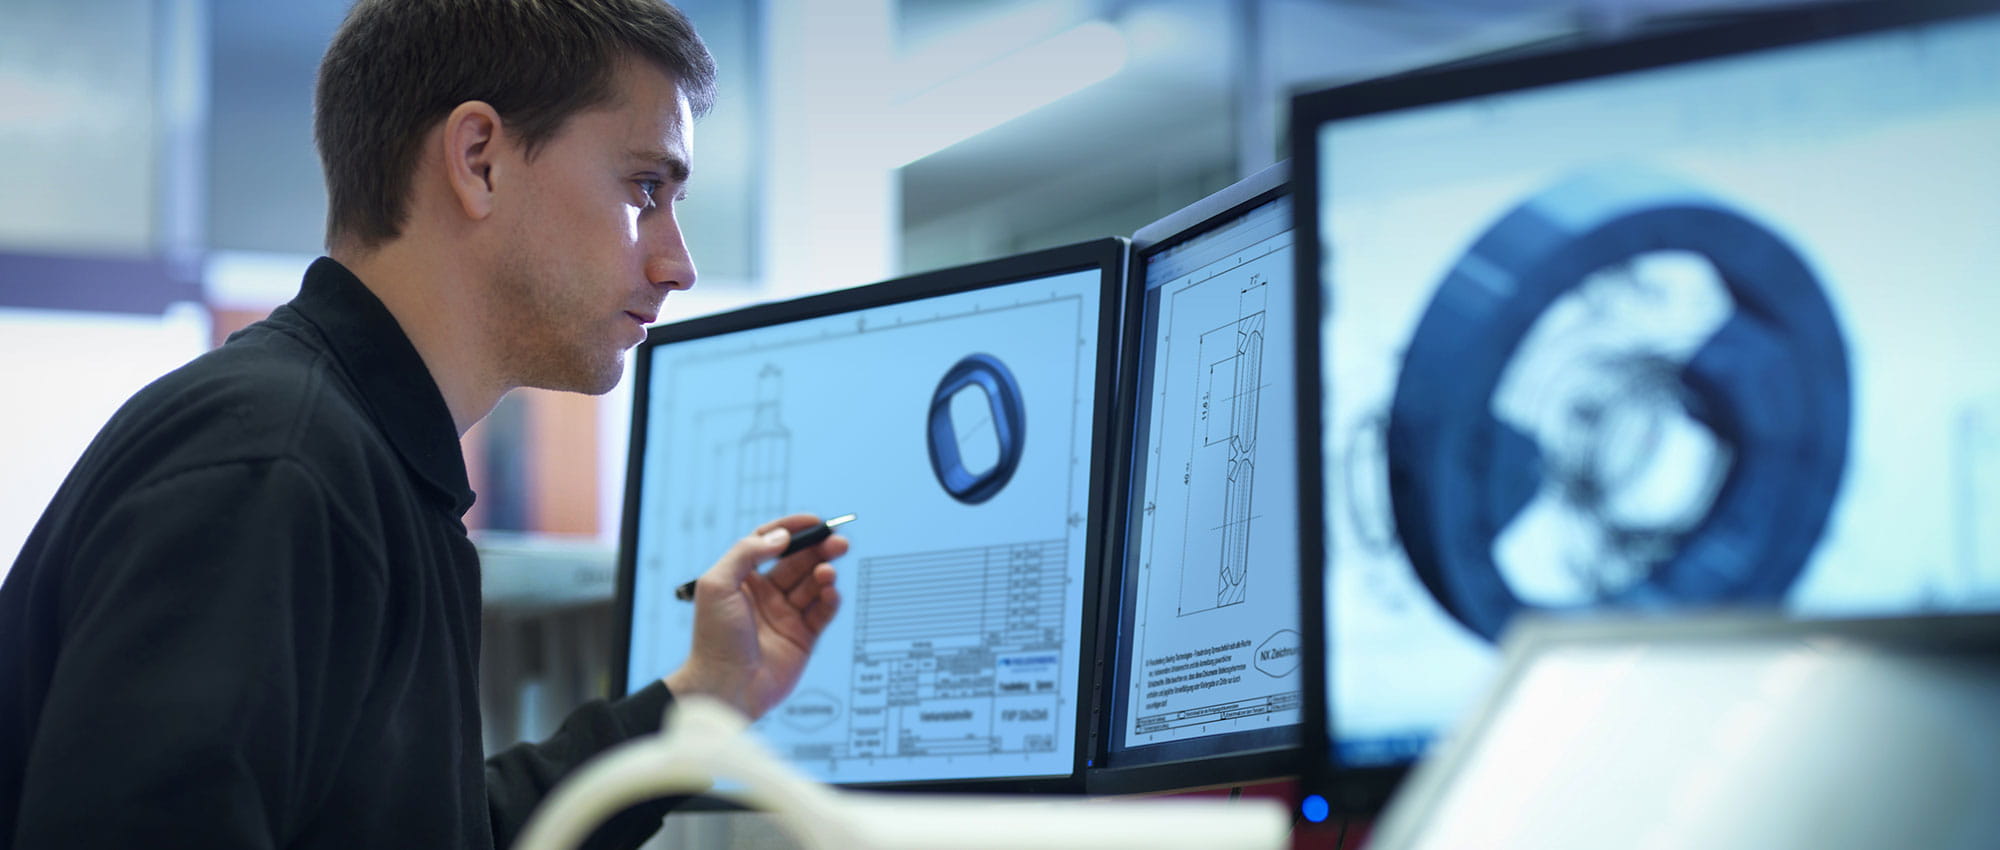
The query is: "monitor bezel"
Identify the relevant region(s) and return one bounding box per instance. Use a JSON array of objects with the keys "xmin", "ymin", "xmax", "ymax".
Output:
[
  {"xmin": 1289, "ymin": 0, "xmax": 2000, "ymax": 816},
  {"xmin": 612, "ymin": 237, "xmax": 1129, "ymax": 794},
  {"xmin": 1086, "ymin": 162, "xmax": 1305, "ymax": 796}
]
